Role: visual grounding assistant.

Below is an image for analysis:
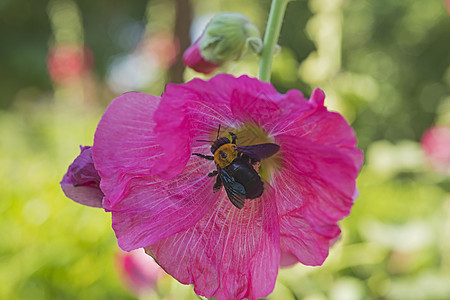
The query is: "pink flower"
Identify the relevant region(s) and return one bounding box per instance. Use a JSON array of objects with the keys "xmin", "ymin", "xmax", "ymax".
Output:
[
  {"xmin": 61, "ymin": 146, "xmax": 103, "ymax": 208},
  {"xmin": 116, "ymin": 249, "xmax": 164, "ymax": 296},
  {"xmin": 68, "ymin": 74, "xmax": 362, "ymax": 299},
  {"xmin": 421, "ymin": 126, "xmax": 450, "ymax": 176},
  {"xmin": 47, "ymin": 45, "xmax": 93, "ymax": 83},
  {"xmin": 145, "ymin": 31, "xmax": 179, "ymax": 69}
]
